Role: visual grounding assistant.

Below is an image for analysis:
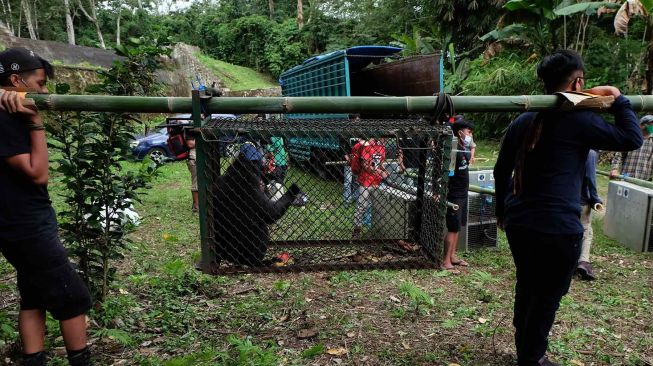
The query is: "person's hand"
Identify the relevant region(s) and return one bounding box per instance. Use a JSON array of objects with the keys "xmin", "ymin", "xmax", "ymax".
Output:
[
  {"xmin": 584, "ymin": 86, "xmax": 621, "ymax": 98},
  {"xmin": 289, "ymin": 183, "xmax": 303, "ymax": 197},
  {"xmin": 0, "ymin": 89, "xmax": 38, "ymax": 116},
  {"xmin": 344, "ymin": 154, "xmax": 350, "ymax": 163},
  {"xmin": 609, "ymin": 169, "xmax": 619, "ymax": 179},
  {"xmin": 0, "ymin": 89, "xmax": 40, "ymax": 123},
  {"xmin": 380, "ymin": 169, "xmax": 390, "ymax": 179}
]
